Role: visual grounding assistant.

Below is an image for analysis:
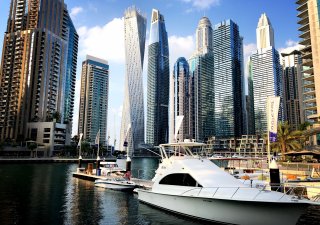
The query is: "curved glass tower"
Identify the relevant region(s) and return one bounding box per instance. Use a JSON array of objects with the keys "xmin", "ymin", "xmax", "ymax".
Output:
[
  {"xmin": 120, "ymin": 7, "xmax": 146, "ymax": 155},
  {"xmin": 146, "ymin": 9, "xmax": 169, "ymax": 146},
  {"xmin": 169, "ymin": 57, "xmax": 190, "ymax": 143}
]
